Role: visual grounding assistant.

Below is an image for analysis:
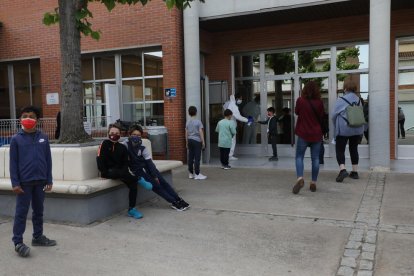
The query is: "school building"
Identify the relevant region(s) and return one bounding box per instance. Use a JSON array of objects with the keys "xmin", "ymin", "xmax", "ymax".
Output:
[{"xmin": 1, "ymin": 0, "xmax": 414, "ymax": 169}]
